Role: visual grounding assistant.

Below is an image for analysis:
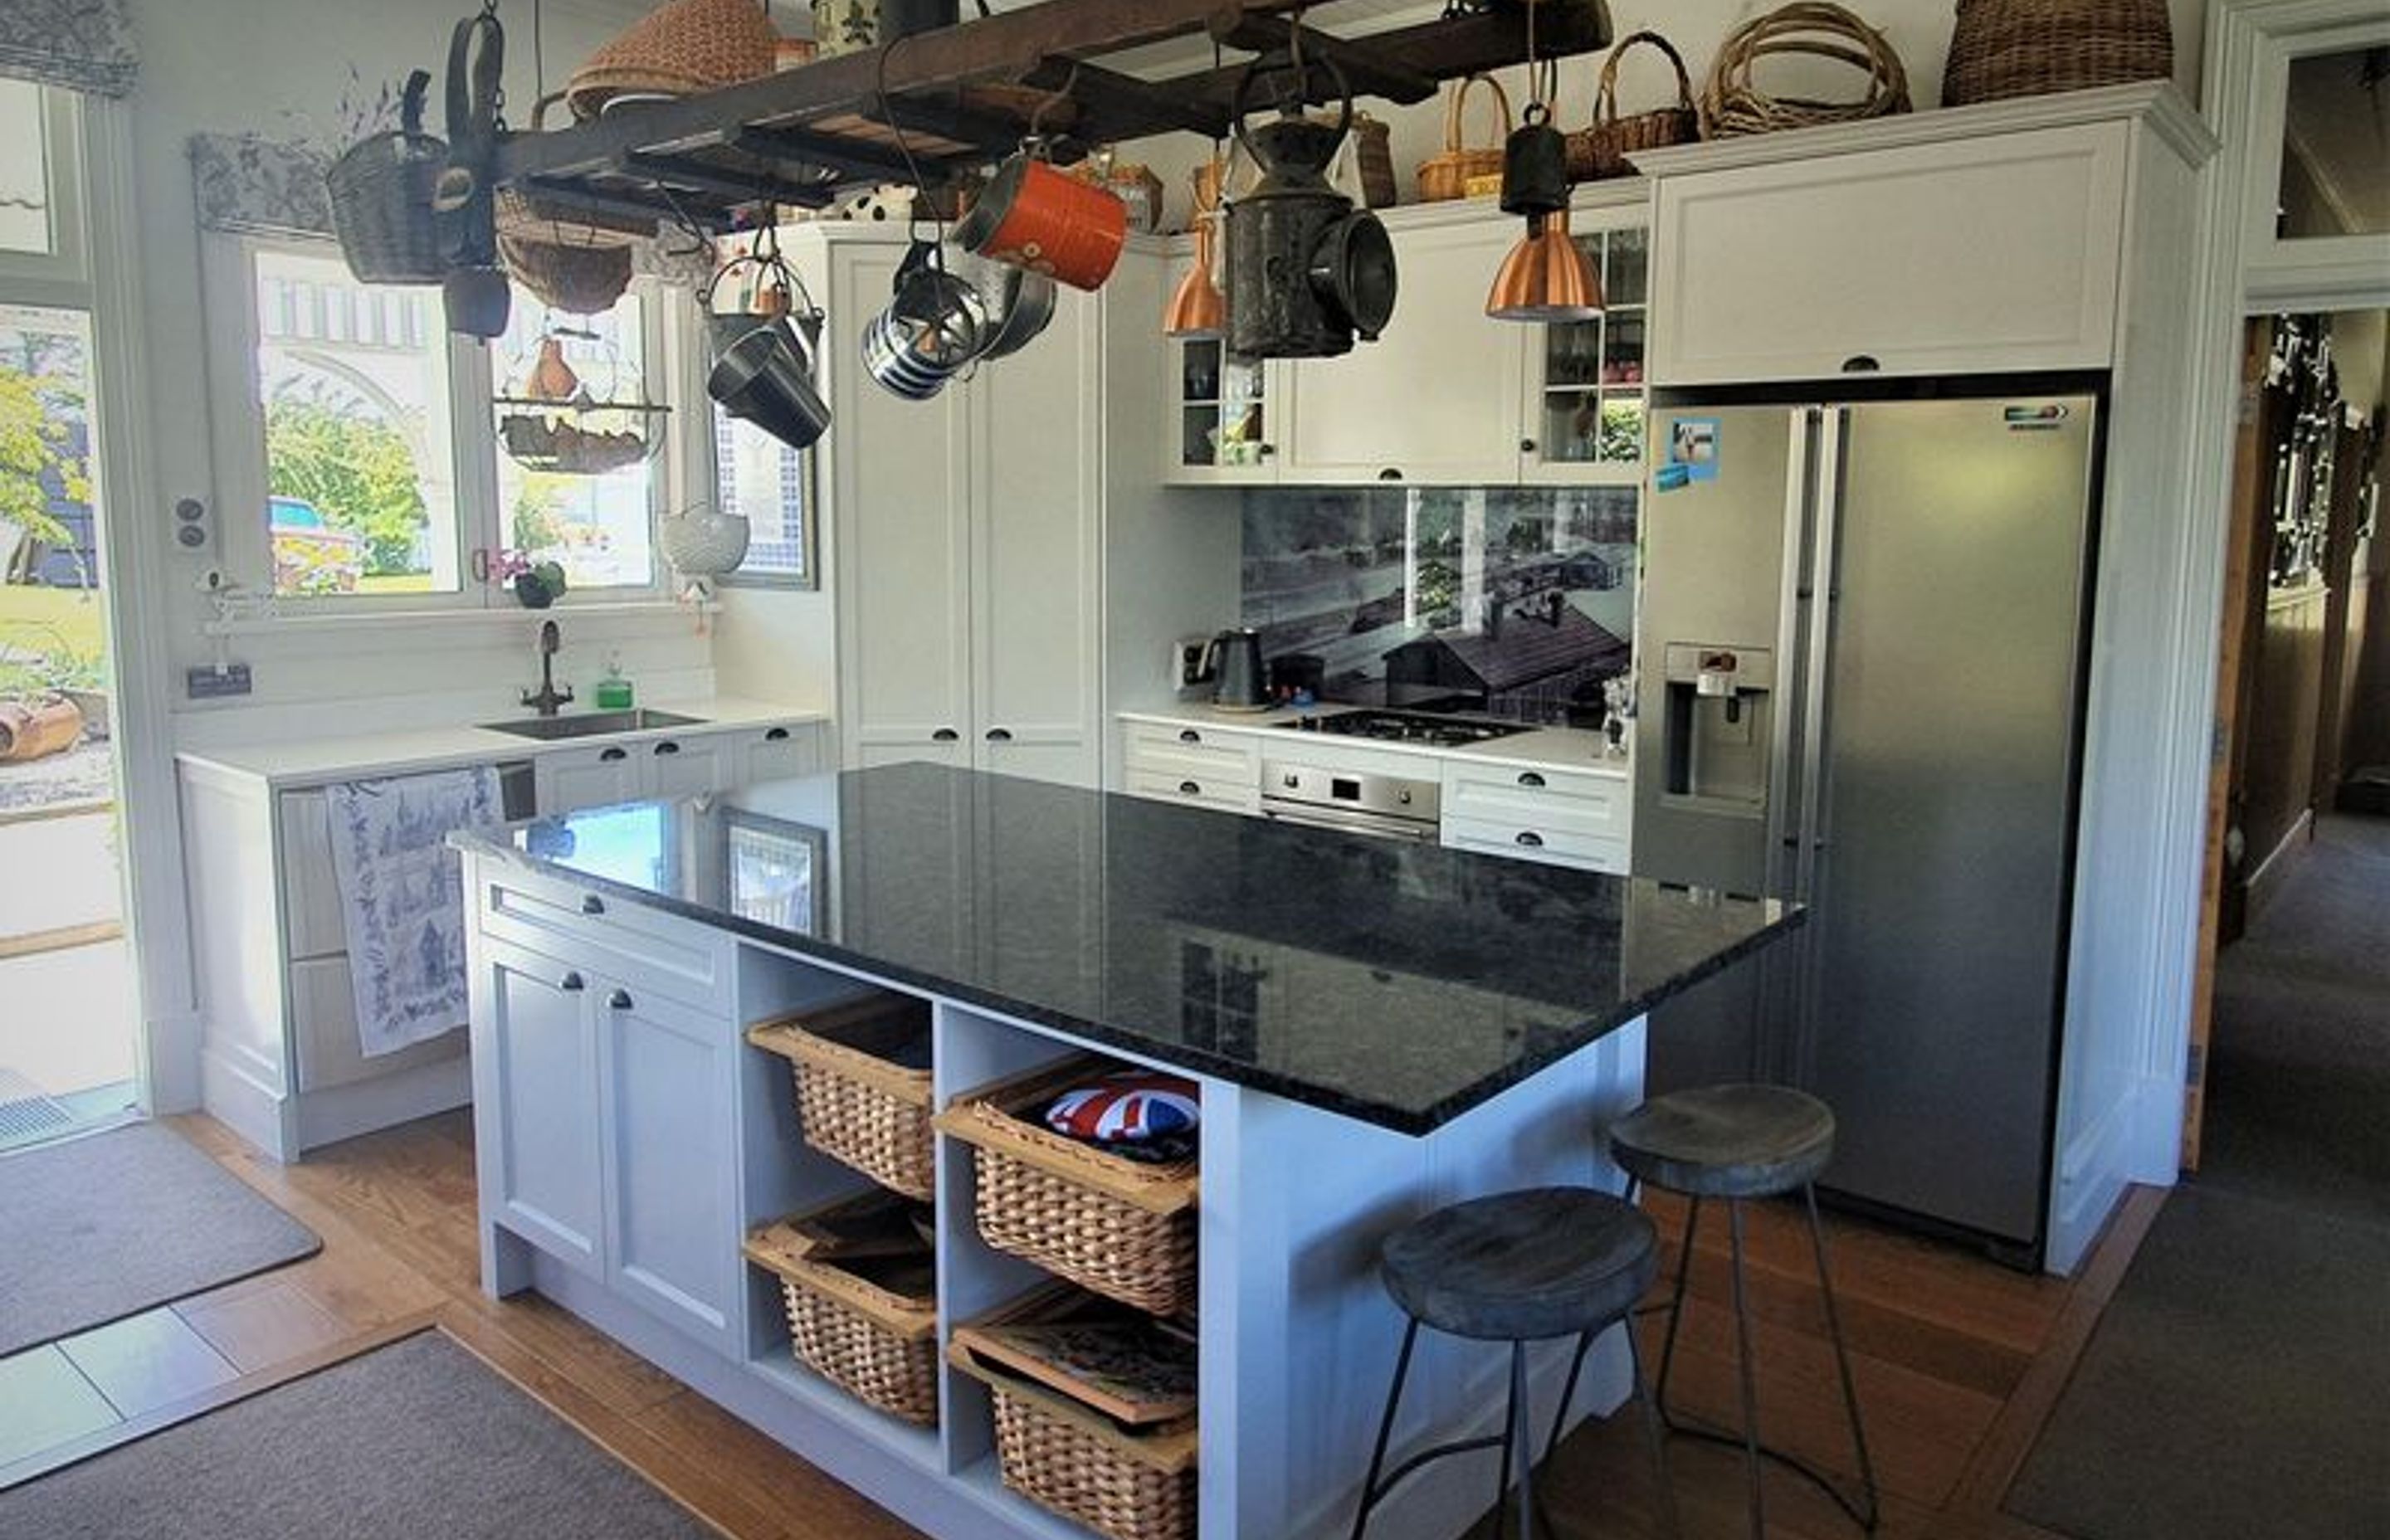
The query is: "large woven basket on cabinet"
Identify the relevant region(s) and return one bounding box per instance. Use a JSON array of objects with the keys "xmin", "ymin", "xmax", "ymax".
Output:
[{"xmin": 1942, "ymin": 0, "xmax": 2173, "ymax": 106}]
